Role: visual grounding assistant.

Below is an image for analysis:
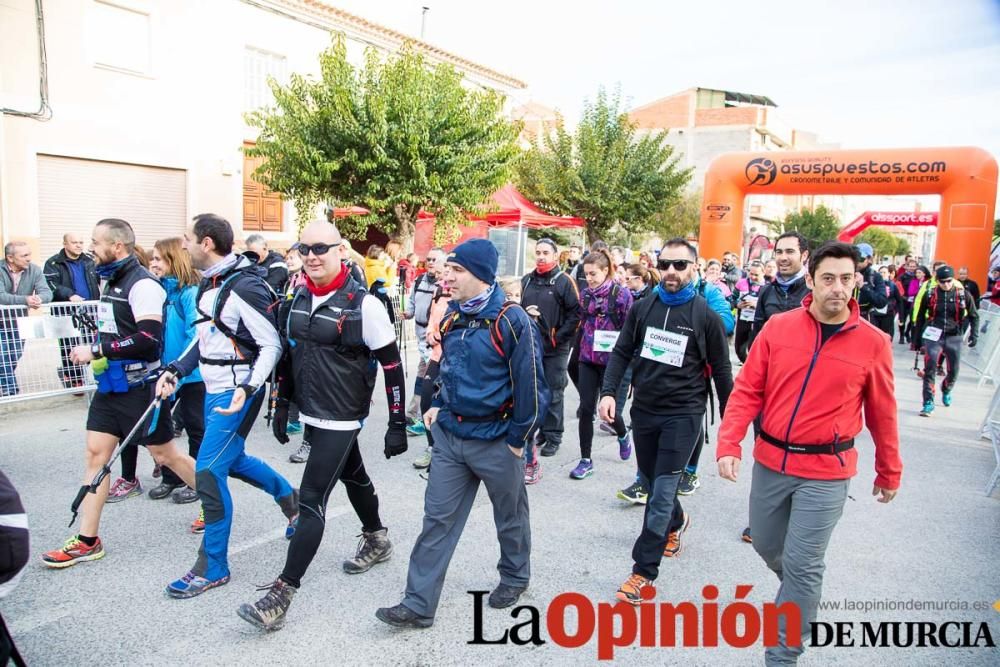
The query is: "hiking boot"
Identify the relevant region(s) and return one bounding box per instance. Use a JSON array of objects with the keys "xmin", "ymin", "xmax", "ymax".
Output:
[
  {"xmin": 616, "ymin": 573, "xmax": 654, "ymax": 606},
  {"xmin": 569, "ymin": 459, "xmax": 594, "ymax": 480},
  {"xmin": 616, "ymin": 480, "xmax": 648, "ymax": 505},
  {"xmin": 942, "ymin": 390, "xmax": 952, "ymax": 407},
  {"xmin": 412, "ymin": 448, "xmax": 432, "ymax": 469},
  {"xmin": 289, "ymin": 442, "xmax": 310, "ymax": 463},
  {"xmin": 919, "ymin": 401, "xmax": 934, "ymax": 417},
  {"xmin": 41, "ymin": 536, "xmax": 105, "ymax": 569},
  {"xmin": 598, "ymin": 421, "xmax": 616, "ymax": 436},
  {"xmin": 539, "ymin": 440, "xmax": 559, "ymax": 457},
  {"xmin": 149, "ymin": 481, "xmax": 183, "ymax": 500},
  {"xmin": 237, "ymin": 578, "xmax": 297, "ymax": 631},
  {"xmin": 663, "ymin": 512, "xmax": 691, "ymax": 558},
  {"xmin": 618, "ymin": 430, "xmax": 633, "ymax": 461},
  {"xmin": 171, "ymin": 486, "xmax": 199, "ymax": 504},
  {"xmin": 406, "ymin": 420, "xmax": 426, "ymax": 437},
  {"xmin": 285, "ymin": 421, "xmax": 304, "ymax": 435},
  {"xmin": 677, "ymin": 471, "xmax": 700, "ymax": 496},
  {"xmin": 190, "ymin": 507, "xmax": 205, "ymax": 534},
  {"xmin": 741, "ymin": 527, "xmax": 753, "ymax": 544},
  {"xmin": 106, "ymin": 477, "xmax": 142, "ymax": 503},
  {"xmin": 342, "ymin": 528, "xmax": 393, "ymax": 574},
  {"xmin": 375, "ymin": 603, "xmax": 434, "ymax": 629},
  {"xmin": 488, "ymin": 583, "xmax": 527, "ymax": 609},
  {"xmin": 165, "ymin": 570, "xmax": 230, "ymax": 599}
]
